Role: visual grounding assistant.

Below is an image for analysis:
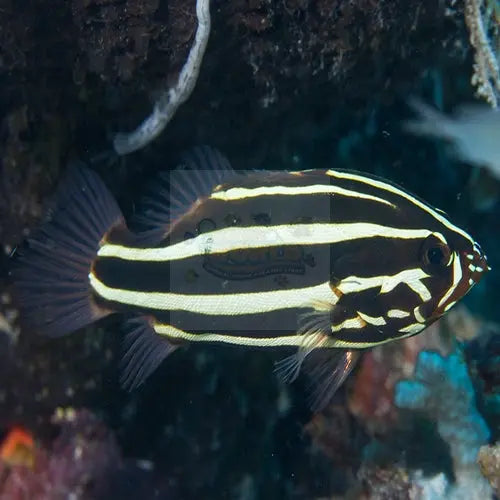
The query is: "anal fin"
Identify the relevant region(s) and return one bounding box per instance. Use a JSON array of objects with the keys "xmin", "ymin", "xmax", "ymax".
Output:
[{"xmin": 120, "ymin": 317, "xmax": 179, "ymax": 390}]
